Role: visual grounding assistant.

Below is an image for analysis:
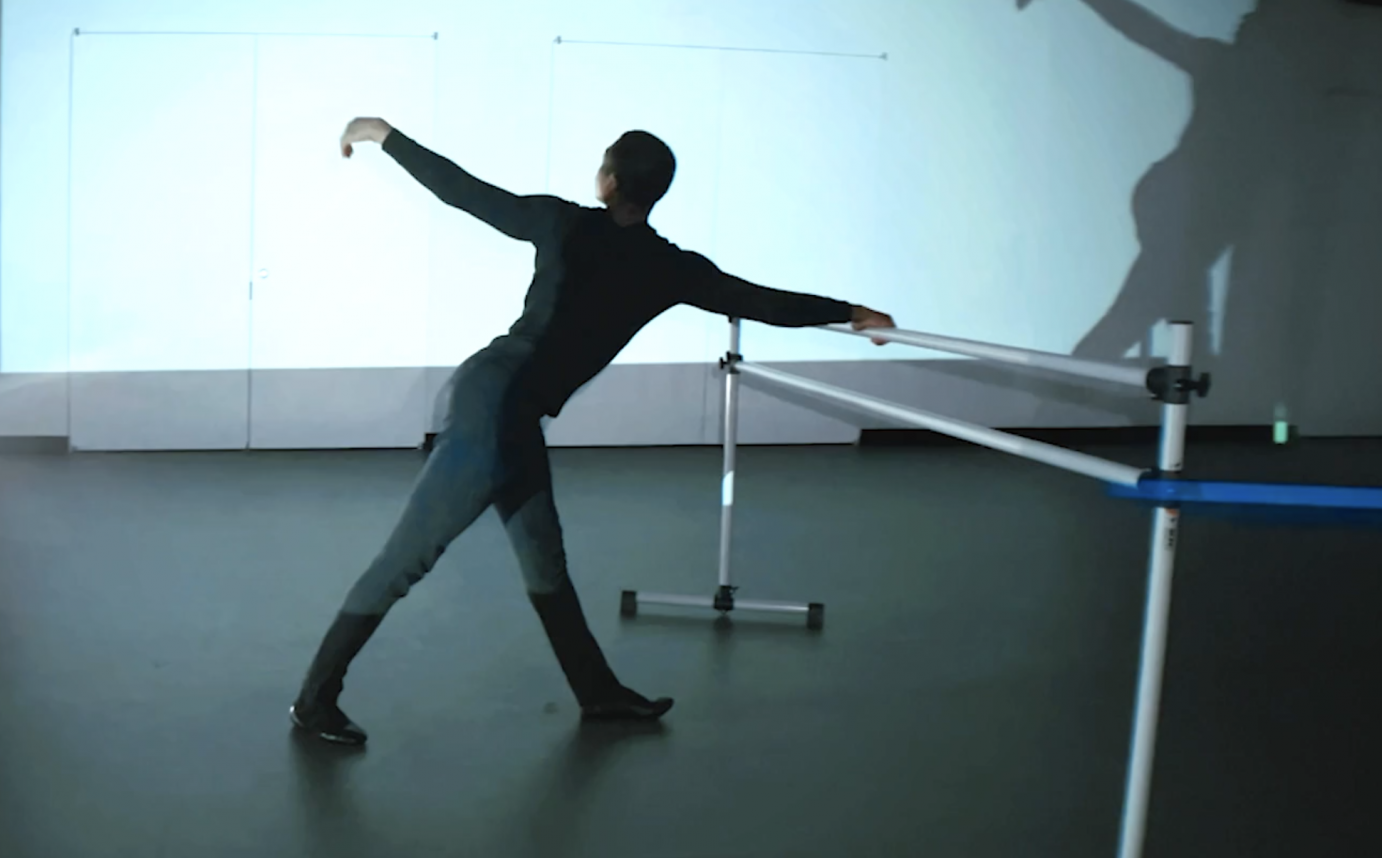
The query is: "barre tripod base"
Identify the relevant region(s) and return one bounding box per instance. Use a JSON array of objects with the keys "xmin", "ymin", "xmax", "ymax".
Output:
[{"xmin": 620, "ymin": 586, "xmax": 825, "ymax": 630}]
